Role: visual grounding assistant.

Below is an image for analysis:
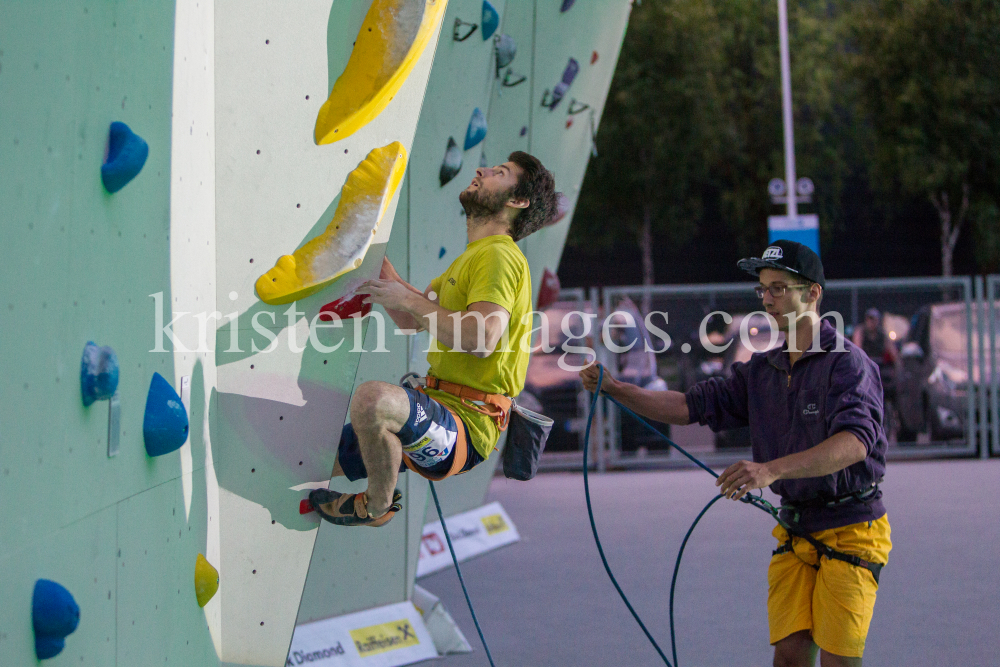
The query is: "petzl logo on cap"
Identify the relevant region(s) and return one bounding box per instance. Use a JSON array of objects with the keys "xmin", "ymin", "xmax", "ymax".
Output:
[{"xmin": 762, "ymin": 246, "xmax": 784, "ymax": 260}]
